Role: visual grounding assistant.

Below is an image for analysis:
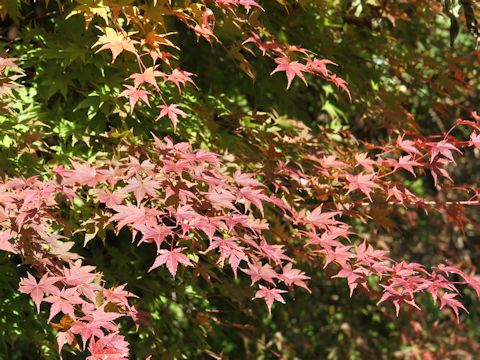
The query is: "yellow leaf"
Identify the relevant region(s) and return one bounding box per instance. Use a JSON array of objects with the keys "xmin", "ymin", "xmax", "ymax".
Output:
[
  {"xmin": 67, "ymin": 0, "xmax": 109, "ymax": 28},
  {"xmin": 92, "ymin": 26, "xmax": 138, "ymax": 62}
]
